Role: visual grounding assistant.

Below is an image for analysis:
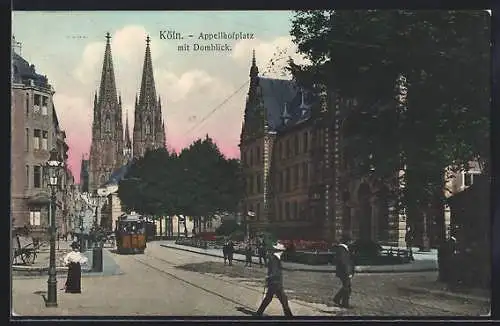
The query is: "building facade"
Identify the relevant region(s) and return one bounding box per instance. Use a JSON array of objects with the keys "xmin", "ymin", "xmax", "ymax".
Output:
[
  {"xmin": 132, "ymin": 36, "xmax": 166, "ymax": 158},
  {"xmin": 11, "ymin": 38, "xmax": 71, "ymax": 233},
  {"xmin": 239, "ymin": 52, "xmax": 325, "ymax": 239},
  {"xmin": 88, "ymin": 33, "xmax": 125, "ymax": 193},
  {"xmin": 88, "ymin": 33, "xmax": 165, "ymax": 194},
  {"xmin": 239, "ymin": 53, "xmax": 409, "ymax": 245}
]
